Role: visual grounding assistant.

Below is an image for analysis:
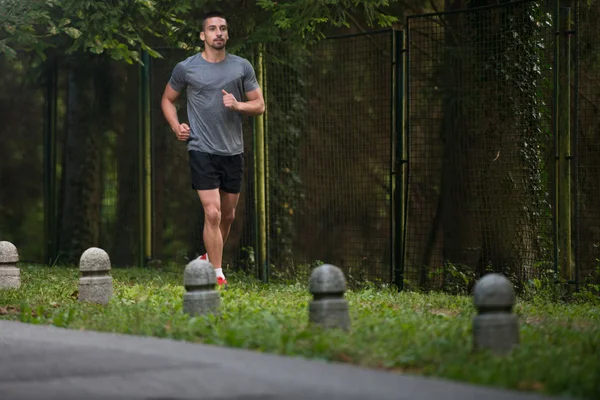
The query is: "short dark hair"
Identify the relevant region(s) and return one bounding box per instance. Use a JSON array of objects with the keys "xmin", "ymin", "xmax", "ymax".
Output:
[{"xmin": 202, "ymin": 11, "xmax": 227, "ymax": 31}]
